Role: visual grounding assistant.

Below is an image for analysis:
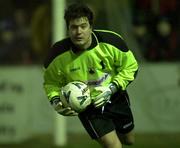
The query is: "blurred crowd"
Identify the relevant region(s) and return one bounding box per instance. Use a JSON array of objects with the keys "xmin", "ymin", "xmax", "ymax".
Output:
[
  {"xmin": 0, "ymin": 0, "xmax": 179, "ymax": 65},
  {"xmin": 0, "ymin": 9, "xmax": 33, "ymax": 64},
  {"xmin": 132, "ymin": 0, "xmax": 180, "ymax": 61},
  {"xmin": 0, "ymin": 0, "xmax": 51, "ymax": 65}
]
